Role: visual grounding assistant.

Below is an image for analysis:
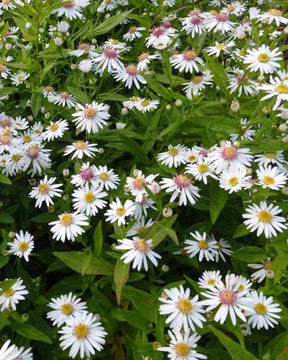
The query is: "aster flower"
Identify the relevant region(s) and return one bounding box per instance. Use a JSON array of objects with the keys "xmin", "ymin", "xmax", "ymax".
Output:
[
  {"xmin": 205, "ymin": 12, "xmax": 235, "ymax": 34},
  {"xmin": 186, "ymin": 158, "xmax": 217, "ymax": 184},
  {"xmin": 198, "ymin": 270, "xmax": 222, "ymax": 289},
  {"xmin": 123, "ymin": 26, "xmax": 145, "ymax": 41},
  {"xmin": 29, "ymin": 176, "xmax": 62, "ymax": 208},
  {"xmin": 146, "ymin": 26, "xmax": 176, "ymax": 49},
  {"xmin": 64, "ymin": 140, "xmax": 99, "ymax": 159},
  {"xmin": 48, "ymin": 91, "xmax": 77, "ymax": 108},
  {"xmin": 92, "ymin": 46, "xmax": 124, "ymax": 73},
  {"xmin": 205, "ymin": 41, "xmax": 235, "ymax": 57},
  {"xmin": 53, "ymin": 0, "xmax": 90, "ymax": 20},
  {"xmin": 184, "ymin": 231, "xmax": 218, "ymax": 262},
  {"xmin": 22, "ymin": 144, "xmax": 51, "ymax": 175},
  {"xmin": 113, "ymin": 64, "xmax": 147, "ymax": 89},
  {"xmin": 243, "ymin": 45, "xmax": 281, "ymax": 75},
  {"xmin": 230, "ymin": 118, "xmax": 256, "ymax": 142},
  {"xmin": 7, "ymin": 230, "xmax": 34, "ymax": 262},
  {"xmin": 210, "ymin": 236, "xmax": 232, "ymax": 262},
  {"xmin": 183, "ymin": 71, "xmax": 213, "ymax": 99},
  {"xmin": 126, "ymin": 170, "xmax": 158, "ymax": 202},
  {"xmin": 0, "ymin": 278, "xmax": 28, "ymax": 311},
  {"xmin": 72, "ymin": 185, "xmax": 107, "ymax": 216},
  {"xmin": 243, "ymin": 201, "xmax": 287, "ymax": 239},
  {"xmin": 116, "ymin": 237, "xmax": 161, "ymax": 271},
  {"xmin": 248, "ymin": 258, "xmax": 274, "ymax": 283},
  {"xmin": 227, "ymin": 69, "xmax": 258, "ymax": 97},
  {"xmin": 256, "ymin": 165, "xmax": 287, "ymax": 190},
  {"xmin": 157, "ymin": 144, "xmax": 188, "ymax": 168},
  {"xmin": 258, "ymin": 8, "xmax": 288, "ymax": 26},
  {"xmin": 68, "ymin": 43, "xmax": 95, "ymax": 57},
  {"xmin": 42, "ymin": 119, "xmax": 69, "ymax": 141},
  {"xmin": 105, "ymin": 198, "xmax": 135, "ymax": 226},
  {"xmin": 254, "ymin": 151, "xmax": 286, "ymax": 167},
  {"xmin": 159, "ymin": 285, "xmax": 206, "ymax": 332},
  {"xmin": 0, "ymin": 341, "xmax": 21, "ymax": 360},
  {"xmin": 259, "ymin": 77, "xmax": 288, "ymax": 110},
  {"xmin": 10, "ymin": 345, "xmax": 33, "ymax": 360},
  {"xmin": 10, "ymin": 71, "xmax": 30, "ymax": 86},
  {"xmin": 94, "ymin": 165, "xmax": 120, "ymax": 190},
  {"xmin": 181, "ymin": 10, "xmax": 206, "ymax": 38},
  {"xmin": 219, "ymin": 167, "xmax": 250, "ymax": 193},
  {"xmin": 170, "ymin": 50, "xmax": 204, "ymax": 74},
  {"xmin": 136, "ymin": 52, "xmax": 159, "ymax": 71}
]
